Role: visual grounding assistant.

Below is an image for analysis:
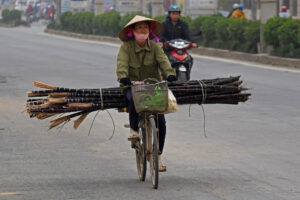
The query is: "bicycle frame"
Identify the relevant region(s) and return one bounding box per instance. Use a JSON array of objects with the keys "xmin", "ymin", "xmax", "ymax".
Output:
[
  {"xmin": 134, "ymin": 112, "xmax": 159, "ymax": 189},
  {"xmin": 126, "ymin": 80, "xmax": 165, "ymax": 189}
]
